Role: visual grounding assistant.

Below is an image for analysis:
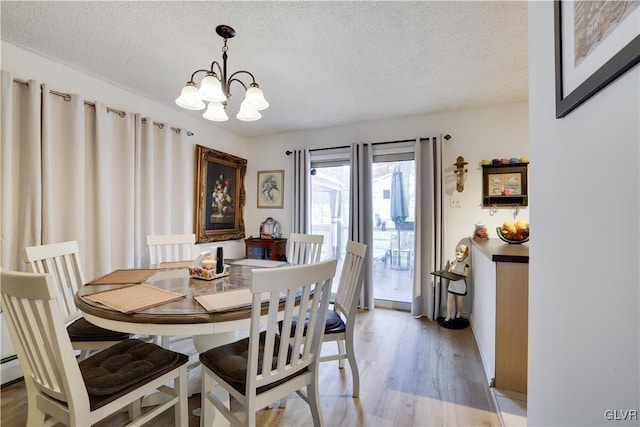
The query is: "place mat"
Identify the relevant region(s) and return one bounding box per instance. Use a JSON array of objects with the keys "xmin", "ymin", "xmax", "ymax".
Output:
[
  {"xmin": 159, "ymin": 260, "xmax": 192, "ymax": 269},
  {"xmin": 229, "ymin": 259, "xmax": 288, "ymax": 268},
  {"xmin": 195, "ymin": 289, "xmax": 271, "ymax": 313},
  {"xmin": 88, "ymin": 269, "xmax": 159, "ymax": 285},
  {"xmin": 84, "ymin": 284, "xmax": 186, "ymax": 314}
]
